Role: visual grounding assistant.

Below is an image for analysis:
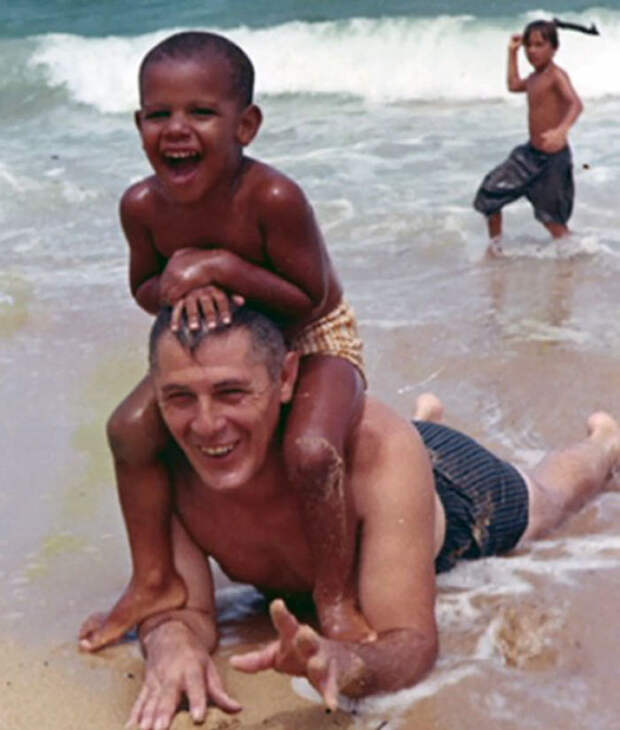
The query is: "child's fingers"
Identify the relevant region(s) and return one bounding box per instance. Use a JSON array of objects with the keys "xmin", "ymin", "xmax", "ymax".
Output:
[
  {"xmin": 170, "ymin": 300, "xmax": 185, "ymax": 332},
  {"xmin": 184, "ymin": 296, "xmax": 201, "ymax": 331},
  {"xmin": 207, "ymin": 287, "xmax": 233, "ymax": 325}
]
